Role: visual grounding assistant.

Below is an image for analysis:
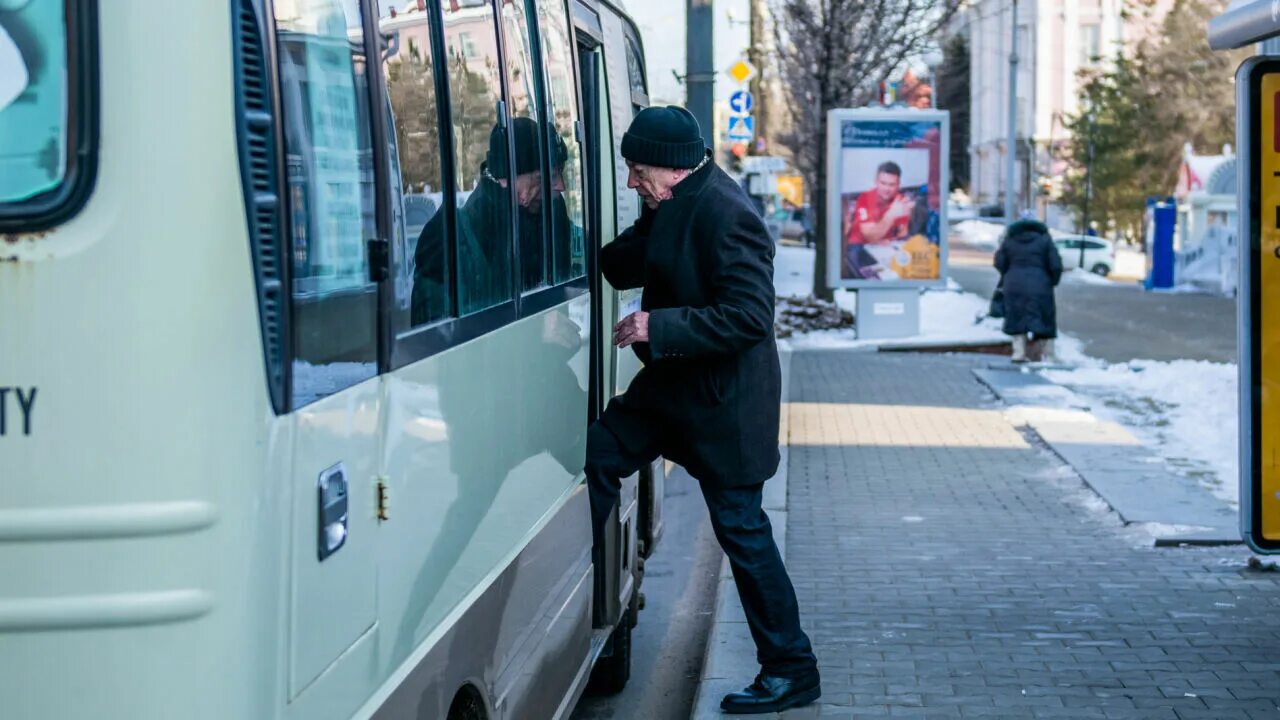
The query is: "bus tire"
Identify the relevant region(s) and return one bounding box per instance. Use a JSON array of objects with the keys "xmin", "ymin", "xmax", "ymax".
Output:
[{"xmin": 589, "ymin": 589, "xmax": 637, "ymax": 694}]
